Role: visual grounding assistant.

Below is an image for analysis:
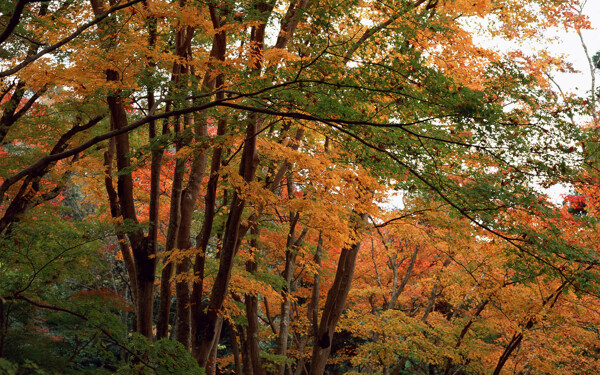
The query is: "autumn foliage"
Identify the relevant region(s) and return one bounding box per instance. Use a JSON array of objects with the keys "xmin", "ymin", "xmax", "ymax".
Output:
[{"xmin": 1, "ymin": 0, "xmax": 600, "ymax": 374}]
